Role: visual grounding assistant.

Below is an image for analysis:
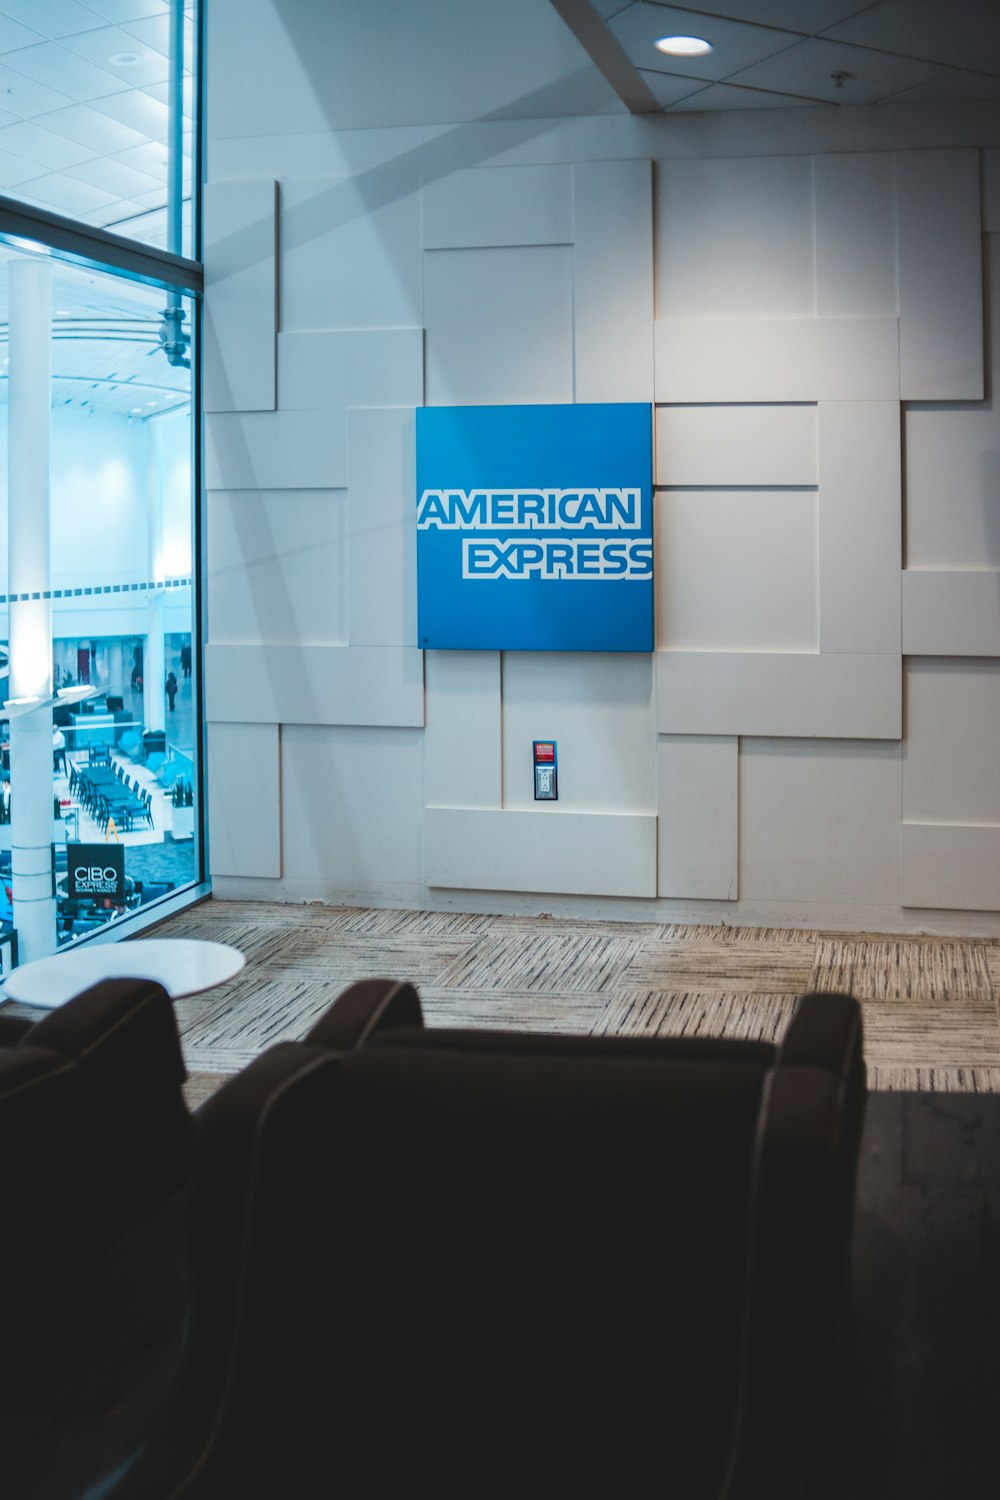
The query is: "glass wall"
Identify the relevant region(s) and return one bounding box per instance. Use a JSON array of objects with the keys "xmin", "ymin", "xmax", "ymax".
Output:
[
  {"xmin": 0, "ymin": 2, "xmax": 201, "ymax": 969},
  {"xmin": 0, "ymin": 2, "xmax": 198, "ymax": 258}
]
